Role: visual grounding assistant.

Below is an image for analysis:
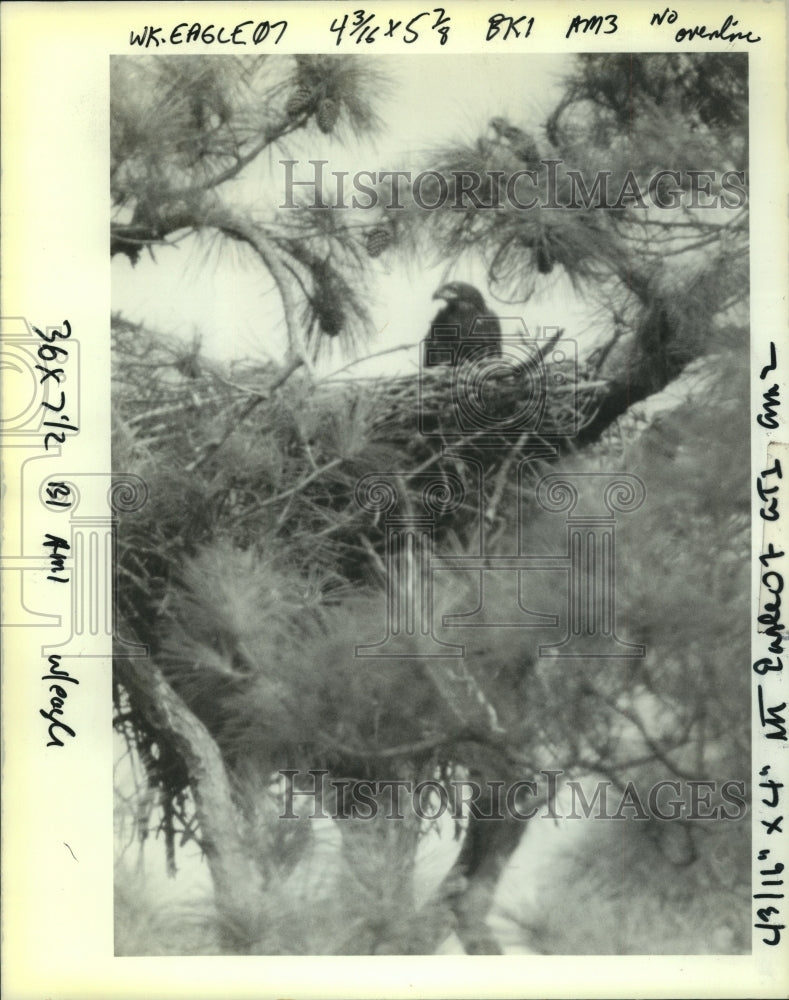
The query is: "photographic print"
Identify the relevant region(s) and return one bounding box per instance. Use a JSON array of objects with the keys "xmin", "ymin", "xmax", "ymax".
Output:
[{"xmin": 2, "ymin": 2, "xmax": 787, "ymax": 998}]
